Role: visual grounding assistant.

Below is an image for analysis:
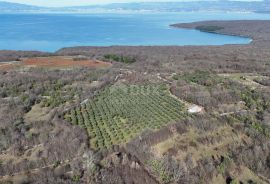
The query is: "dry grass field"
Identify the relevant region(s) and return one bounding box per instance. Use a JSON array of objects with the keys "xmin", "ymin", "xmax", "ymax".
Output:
[{"xmin": 0, "ymin": 56, "xmax": 111, "ymax": 71}]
